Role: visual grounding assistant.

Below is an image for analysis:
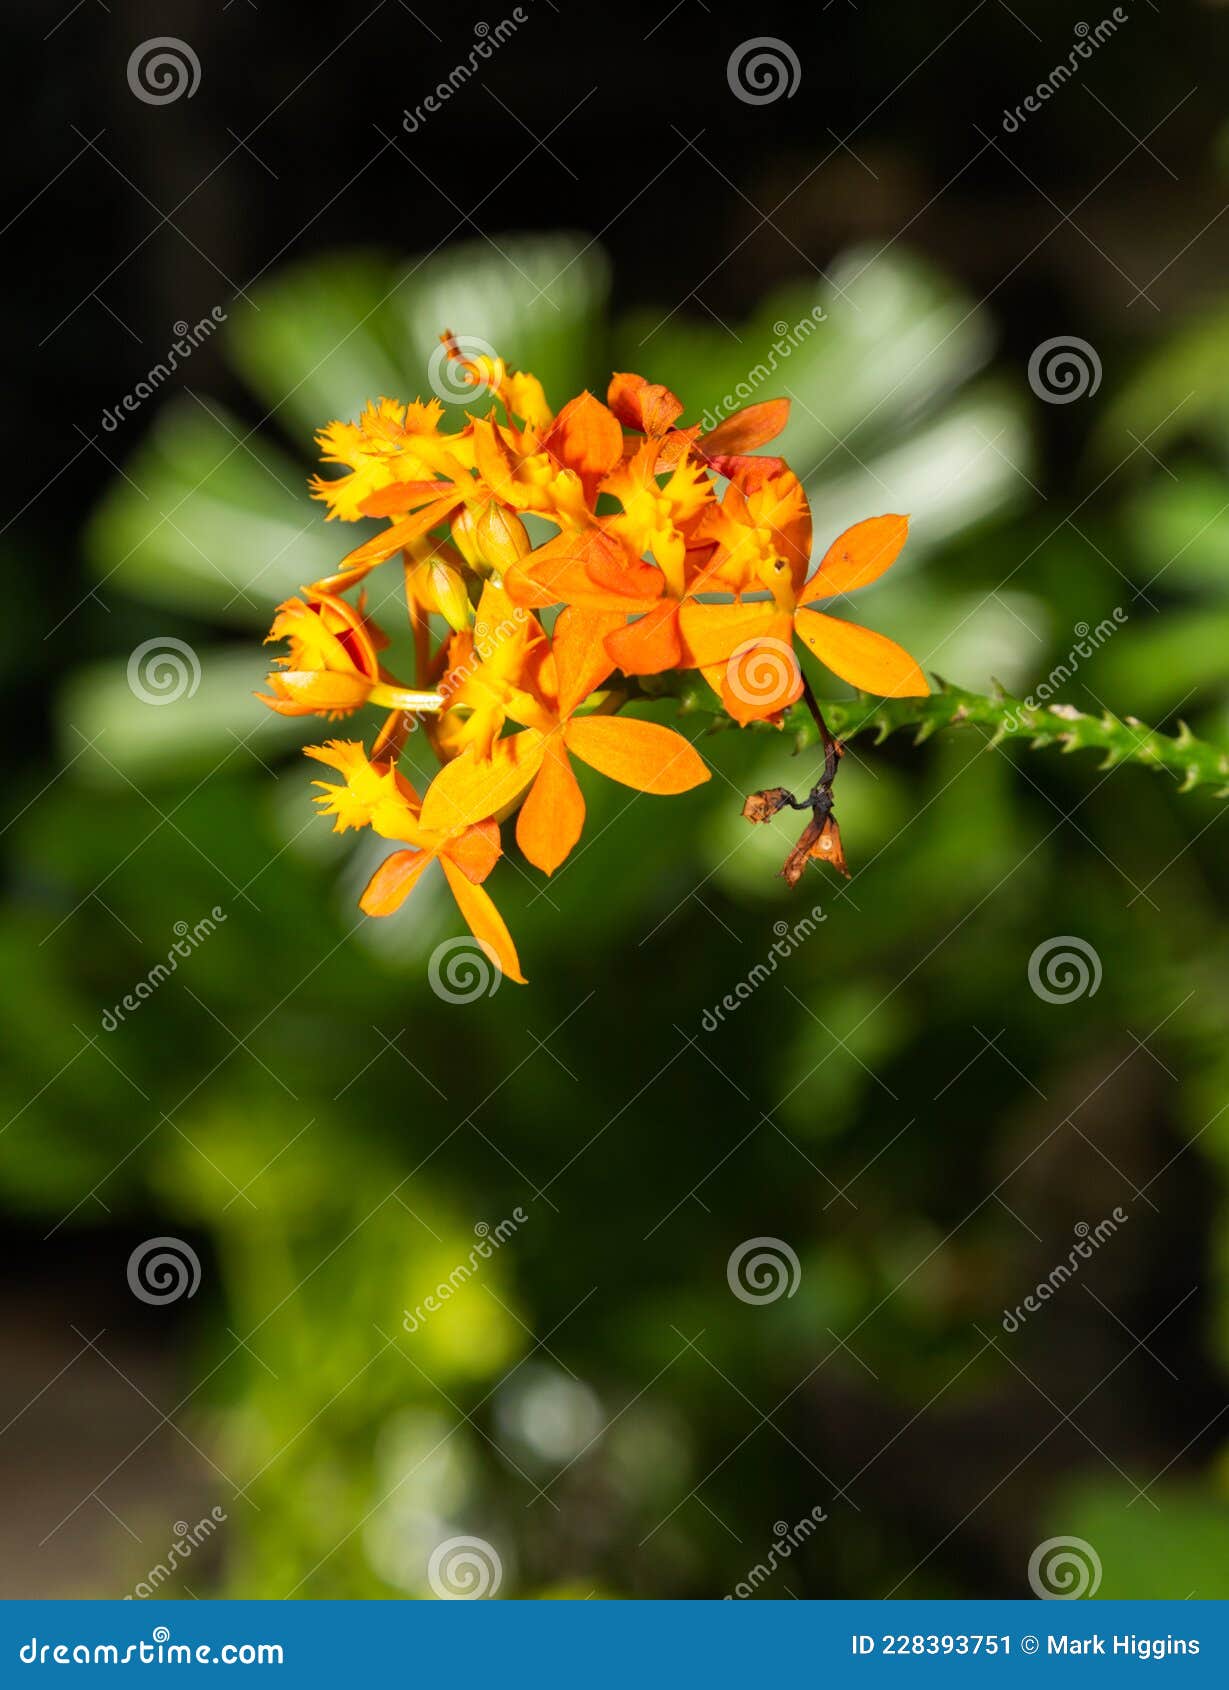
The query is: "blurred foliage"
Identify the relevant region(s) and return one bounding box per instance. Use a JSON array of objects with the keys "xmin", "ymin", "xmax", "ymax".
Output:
[{"xmin": 8, "ymin": 227, "xmax": 1229, "ymax": 1599}]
